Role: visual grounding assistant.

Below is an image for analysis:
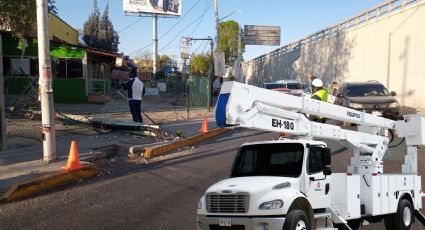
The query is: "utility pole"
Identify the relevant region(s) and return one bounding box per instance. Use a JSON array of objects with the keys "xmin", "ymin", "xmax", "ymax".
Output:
[
  {"xmin": 214, "ymin": 0, "xmax": 220, "ymax": 49},
  {"xmin": 36, "ymin": 0, "xmax": 56, "ymax": 162},
  {"xmin": 209, "ymin": 38, "xmax": 214, "ymax": 110},
  {"xmin": 0, "ymin": 34, "xmax": 6, "ymax": 149},
  {"xmin": 152, "ymin": 14, "xmax": 158, "ymax": 79},
  {"xmin": 180, "ymin": 37, "xmax": 190, "ymax": 118},
  {"xmin": 236, "ymin": 25, "xmax": 243, "ymax": 83}
]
